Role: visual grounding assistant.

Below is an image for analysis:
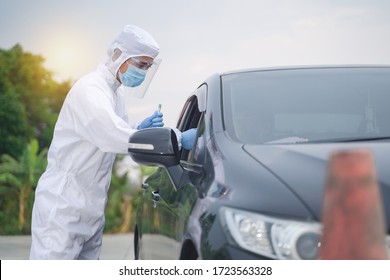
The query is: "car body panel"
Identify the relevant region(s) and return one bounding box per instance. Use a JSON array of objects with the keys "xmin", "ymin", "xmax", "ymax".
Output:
[
  {"xmin": 243, "ymin": 142, "xmax": 390, "ymax": 222},
  {"xmin": 132, "ymin": 65, "xmax": 390, "ymax": 260}
]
